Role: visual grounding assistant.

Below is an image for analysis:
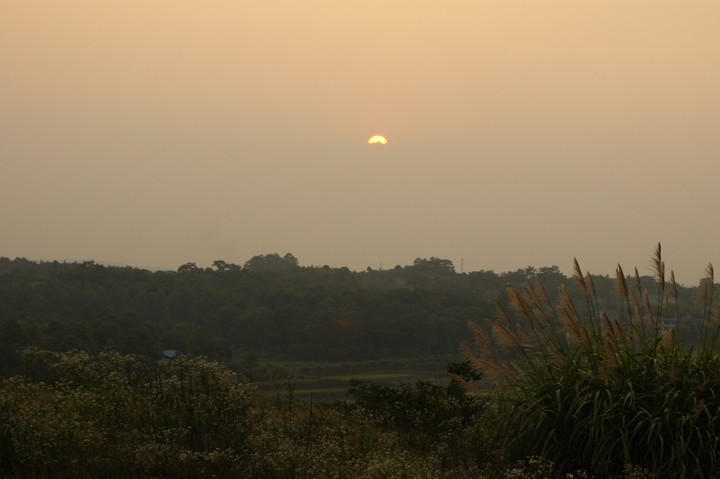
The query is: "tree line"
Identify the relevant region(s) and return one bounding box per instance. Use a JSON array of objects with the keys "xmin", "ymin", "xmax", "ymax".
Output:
[{"xmin": 0, "ymin": 254, "xmax": 705, "ymax": 377}]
